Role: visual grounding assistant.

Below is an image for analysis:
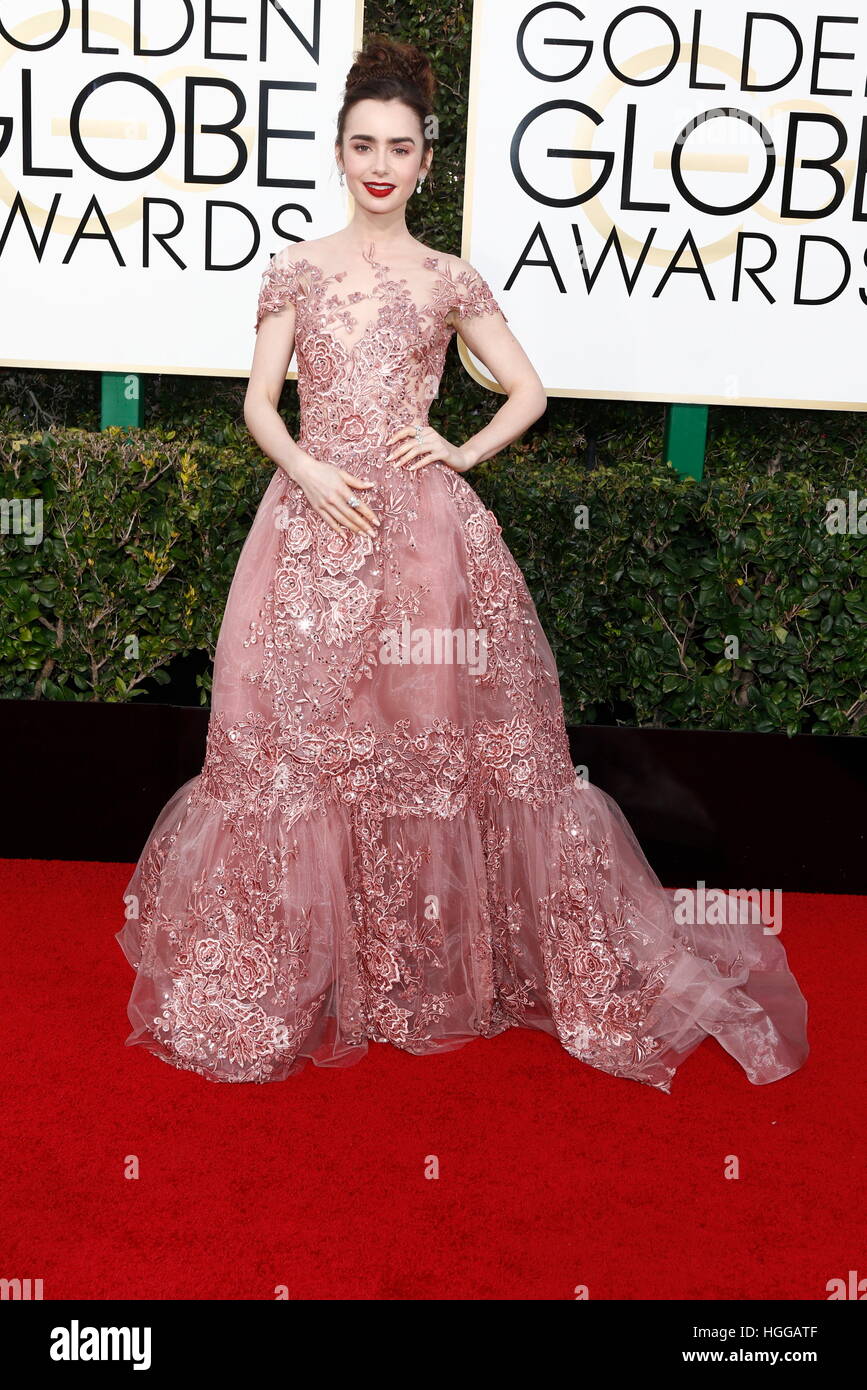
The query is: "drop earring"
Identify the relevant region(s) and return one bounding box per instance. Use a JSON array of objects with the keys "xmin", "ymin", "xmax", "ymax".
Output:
[
  {"xmin": 417, "ymin": 176, "xmax": 425, "ymax": 194},
  {"xmin": 338, "ymin": 168, "xmax": 345, "ymax": 187}
]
